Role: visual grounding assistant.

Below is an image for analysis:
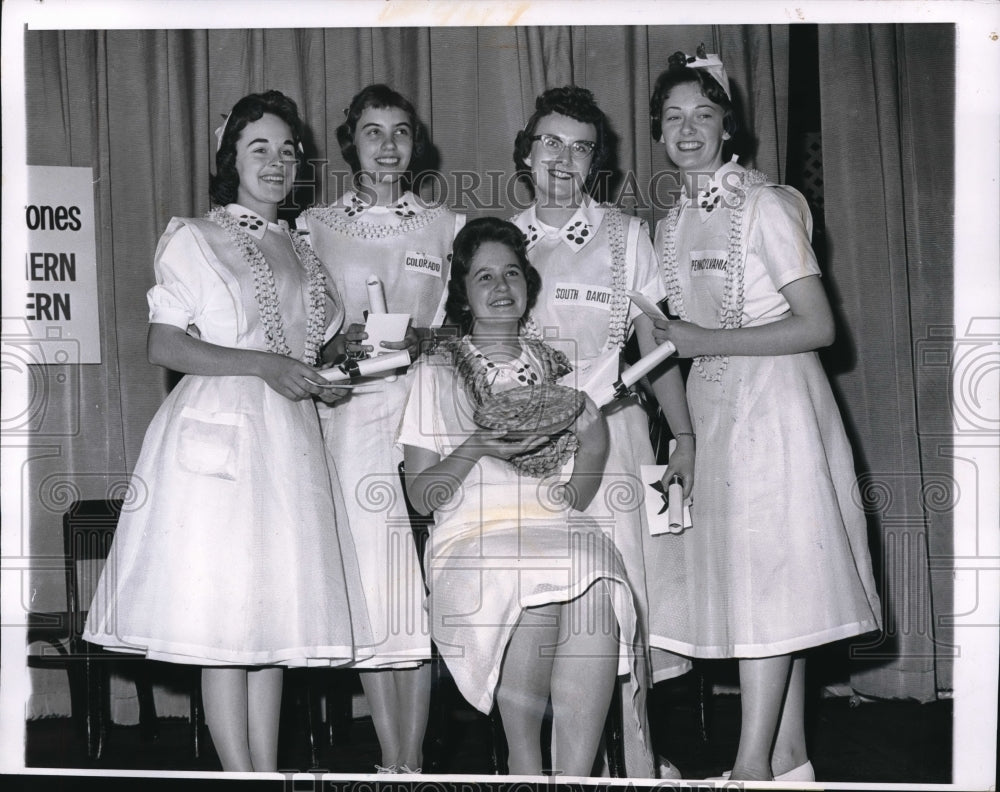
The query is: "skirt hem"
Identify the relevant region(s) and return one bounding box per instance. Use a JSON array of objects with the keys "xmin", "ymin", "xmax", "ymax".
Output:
[{"xmin": 649, "ymin": 619, "xmax": 882, "ymax": 659}]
